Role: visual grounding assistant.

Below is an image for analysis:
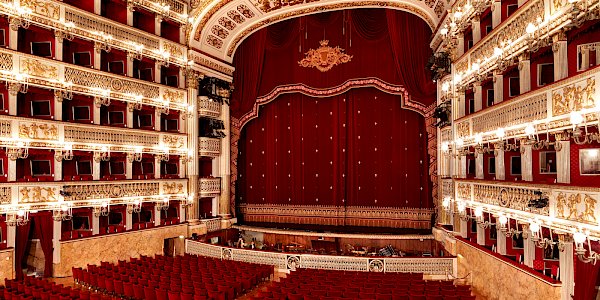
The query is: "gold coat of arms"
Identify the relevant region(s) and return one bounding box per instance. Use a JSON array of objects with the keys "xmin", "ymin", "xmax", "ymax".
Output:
[{"xmin": 298, "ymin": 40, "xmax": 352, "ymax": 72}]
